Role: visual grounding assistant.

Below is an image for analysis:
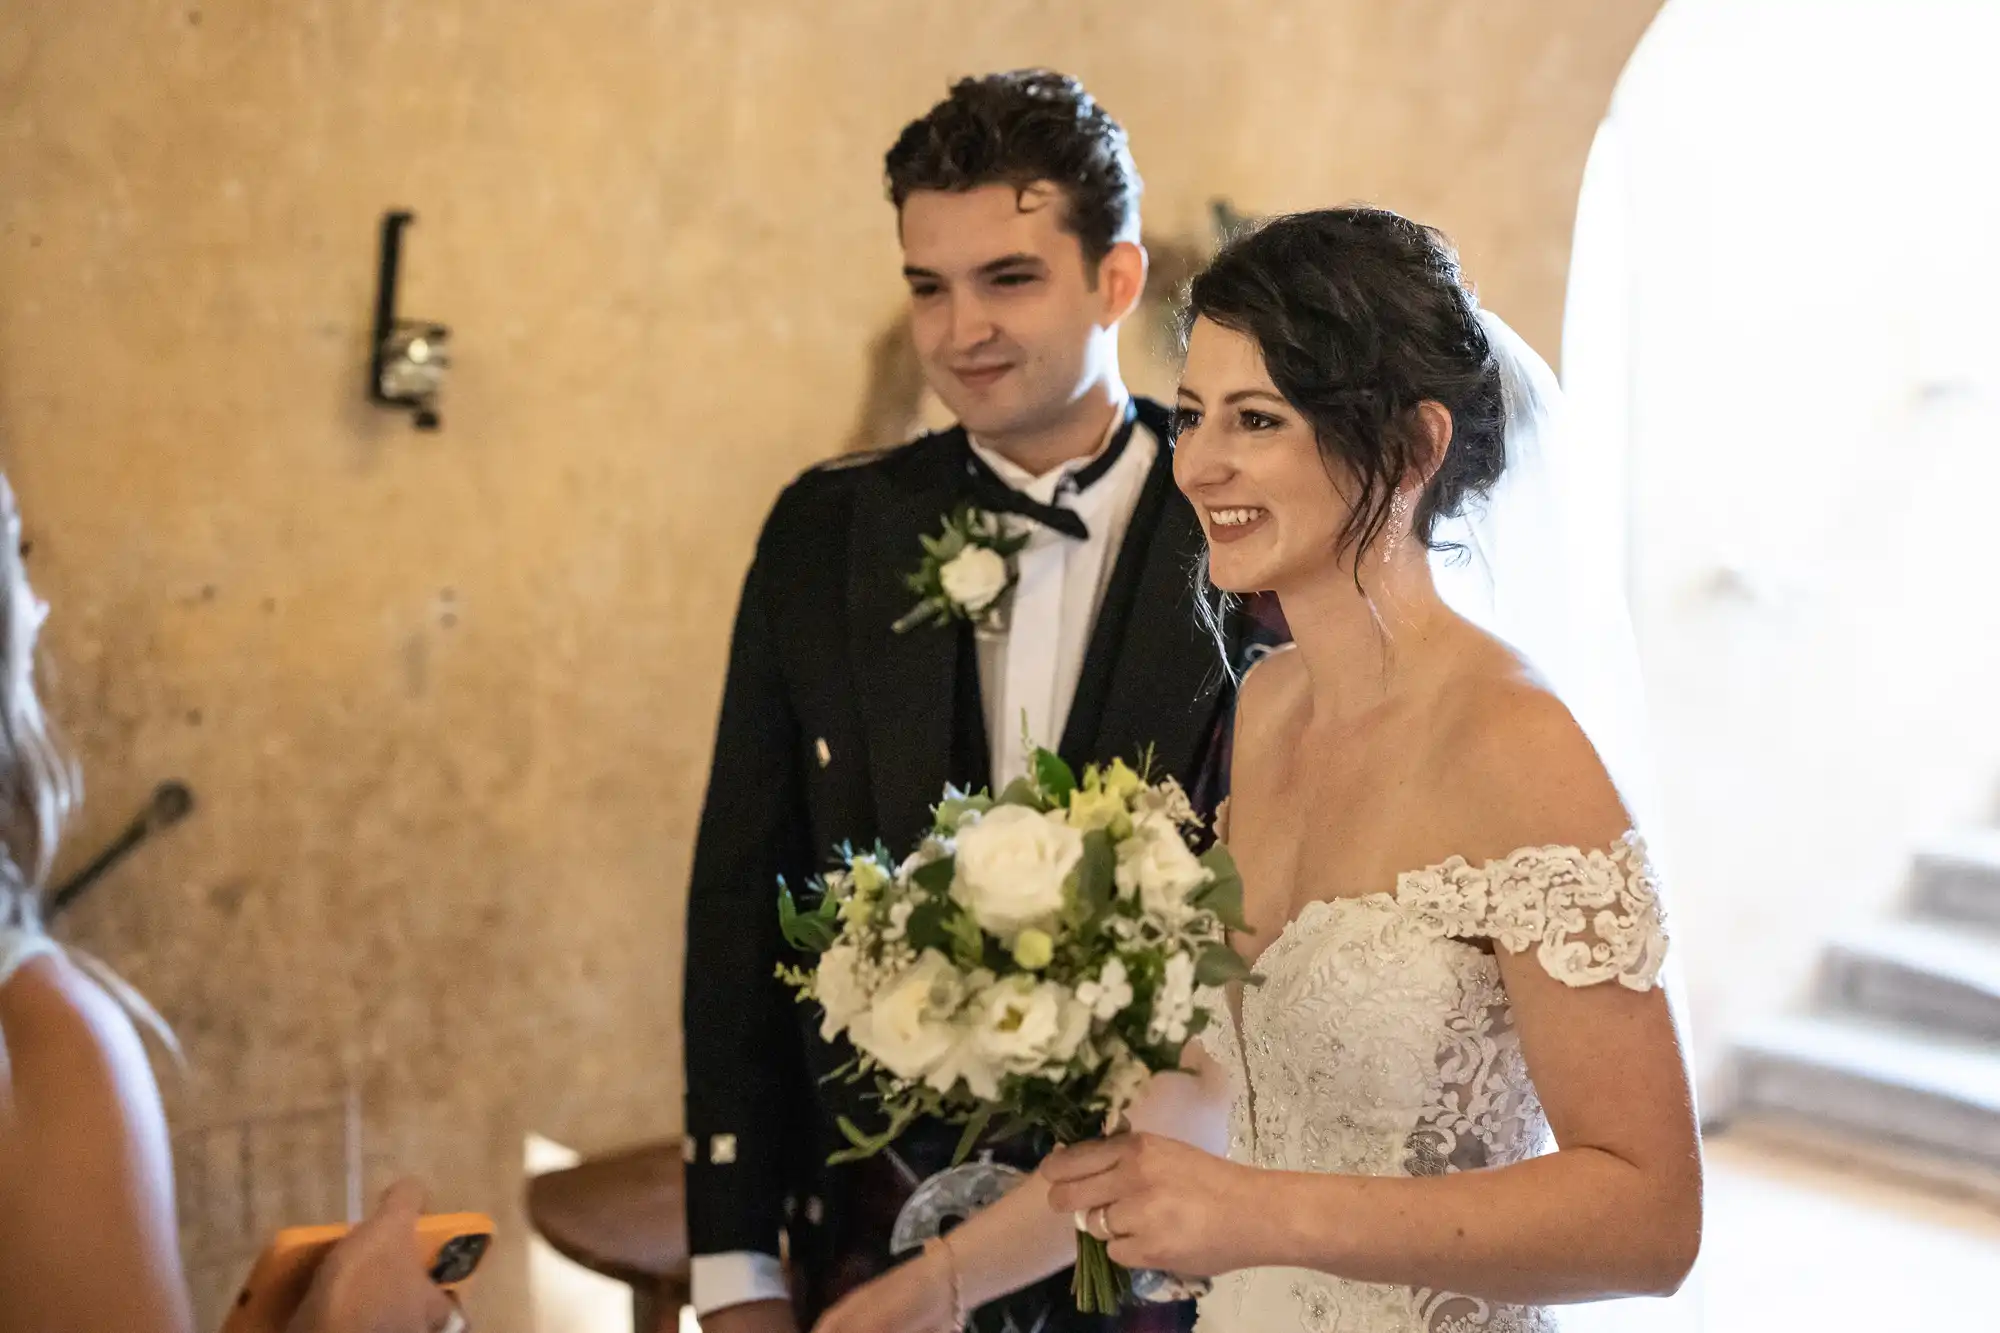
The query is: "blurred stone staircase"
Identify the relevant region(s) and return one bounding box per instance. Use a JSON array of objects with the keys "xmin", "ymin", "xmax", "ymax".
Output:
[{"xmin": 1724, "ymin": 831, "xmax": 2000, "ymax": 1180}]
